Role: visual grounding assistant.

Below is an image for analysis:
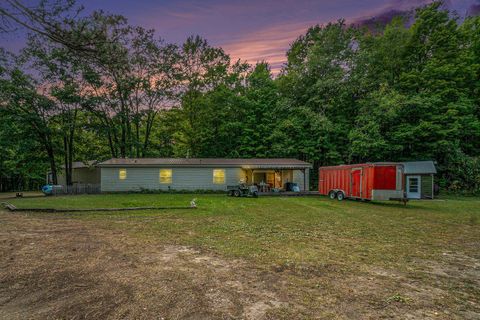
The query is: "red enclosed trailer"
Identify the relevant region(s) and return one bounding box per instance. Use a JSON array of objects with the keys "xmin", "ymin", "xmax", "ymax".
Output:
[{"xmin": 319, "ymin": 163, "xmax": 405, "ymax": 201}]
